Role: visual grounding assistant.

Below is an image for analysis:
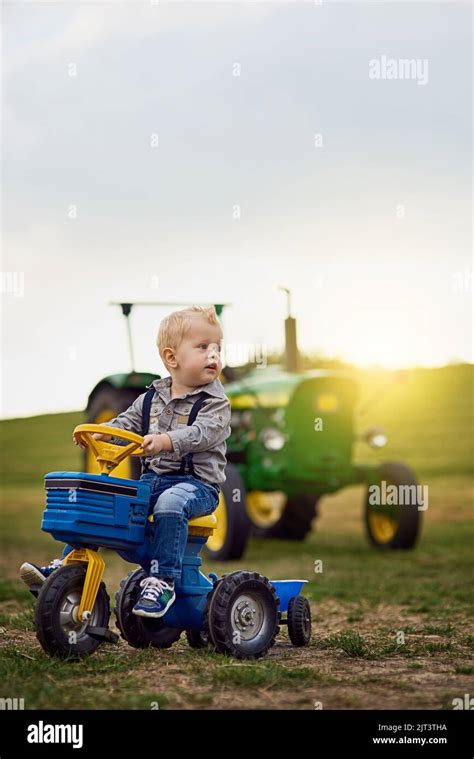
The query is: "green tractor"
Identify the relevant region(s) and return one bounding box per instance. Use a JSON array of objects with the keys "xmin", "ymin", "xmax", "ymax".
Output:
[
  {"xmin": 210, "ymin": 367, "xmax": 421, "ymax": 560},
  {"xmin": 84, "ymin": 299, "xmax": 421, "ymax": 561}
]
